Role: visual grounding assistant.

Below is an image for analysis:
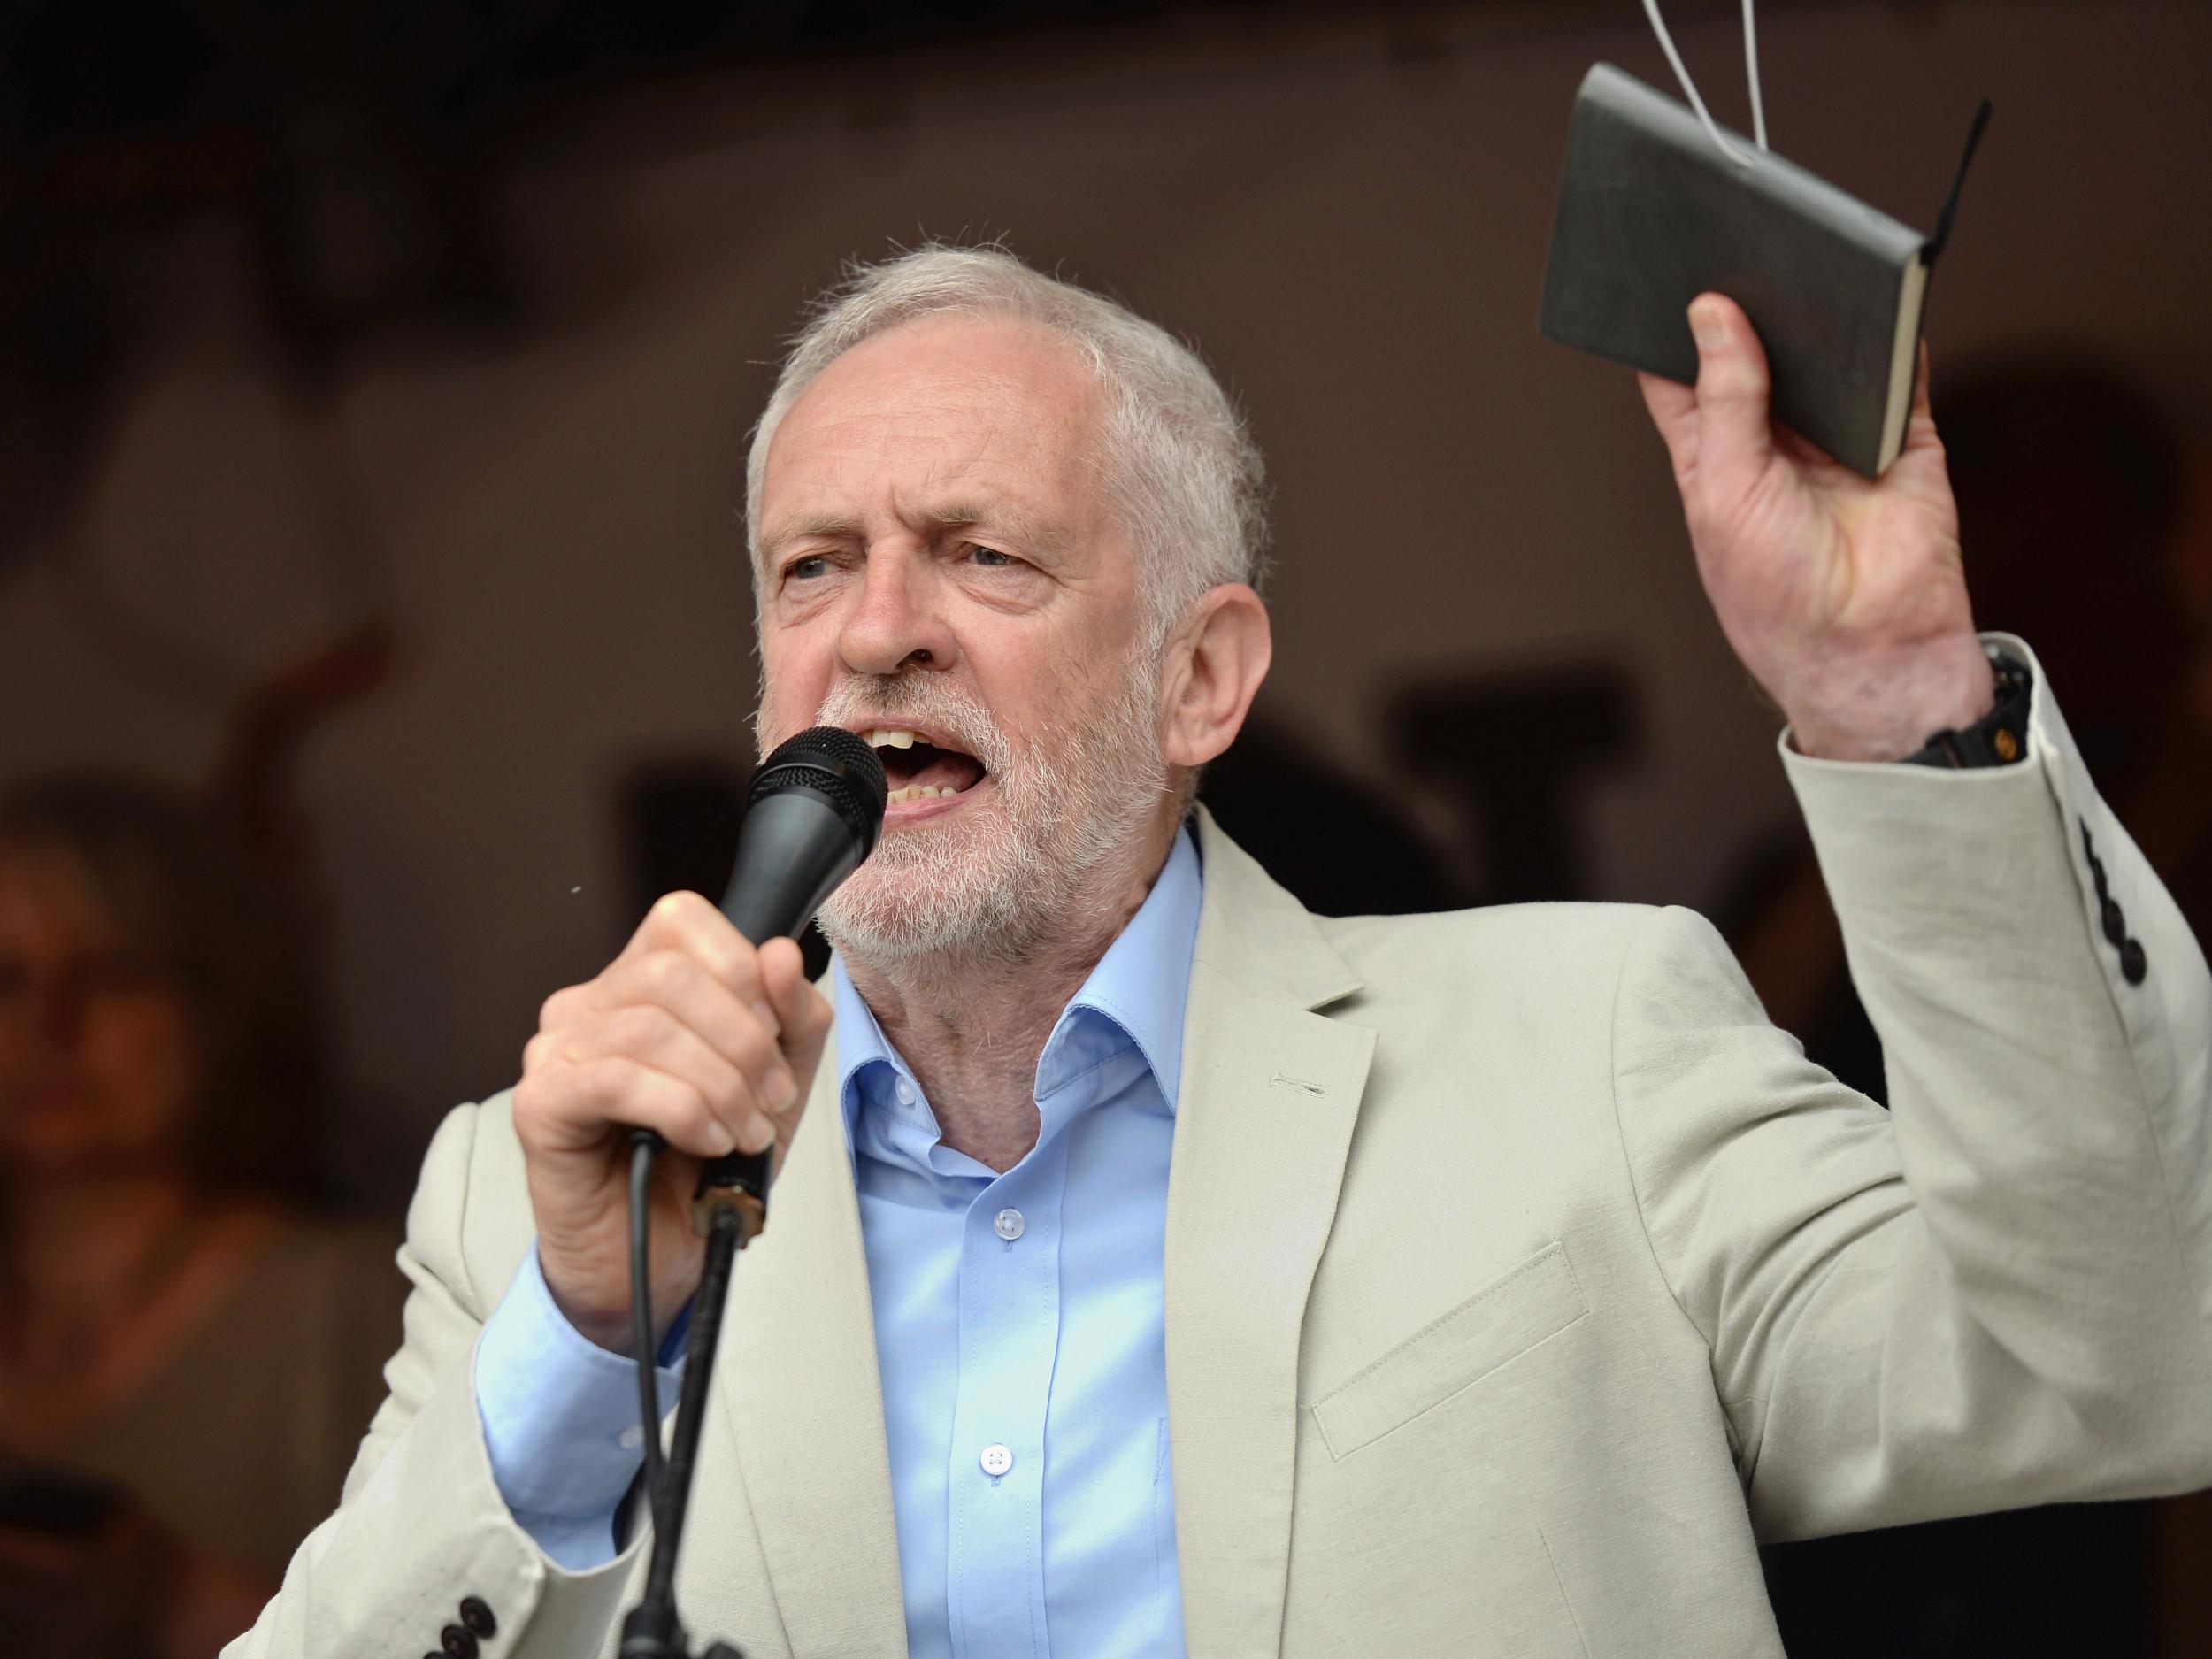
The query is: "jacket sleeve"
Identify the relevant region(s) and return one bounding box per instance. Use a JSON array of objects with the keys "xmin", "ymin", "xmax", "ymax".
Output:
[
  {"xmin": 223, "ymin": 1096, "xmax": 647, "ymax": 1659},
  {"xmin": 1610, "ymin": 633, "xmax": 2212, "ymax": 1541}
]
